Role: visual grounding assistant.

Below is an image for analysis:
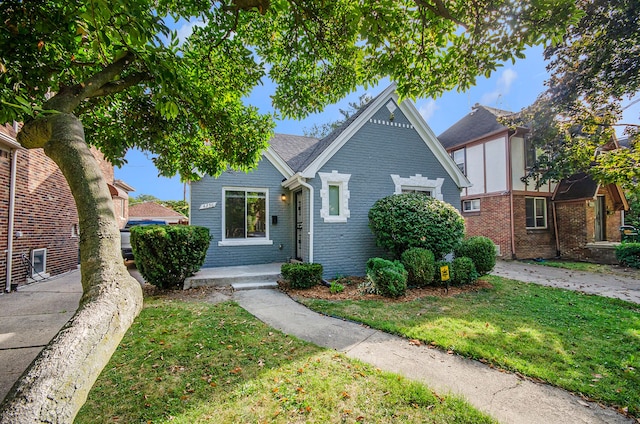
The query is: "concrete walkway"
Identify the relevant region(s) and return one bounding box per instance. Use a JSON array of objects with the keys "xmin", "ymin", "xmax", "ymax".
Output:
[
  {"xmin": 0, "ymin": 270, "xmax": 82, "ymax": 400},
  {"xmin": 235, "ymin": 287, "xmax": 634, "ymax": 424}
]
